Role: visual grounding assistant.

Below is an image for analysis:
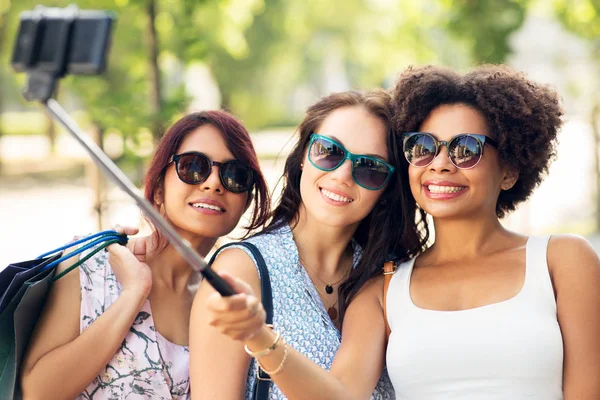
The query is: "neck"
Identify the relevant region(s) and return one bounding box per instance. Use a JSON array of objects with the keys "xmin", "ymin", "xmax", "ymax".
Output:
[
  {"xmin": 146, "ymin": 233, "xmax": 217, "ymax": 291},
  {"xmin": 429, "ymin": 212, "xmax": 511, "ymax": 262},
  {"xmin": 291, "ymin": 206, "xmax": 357, "ymax": 278}
]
